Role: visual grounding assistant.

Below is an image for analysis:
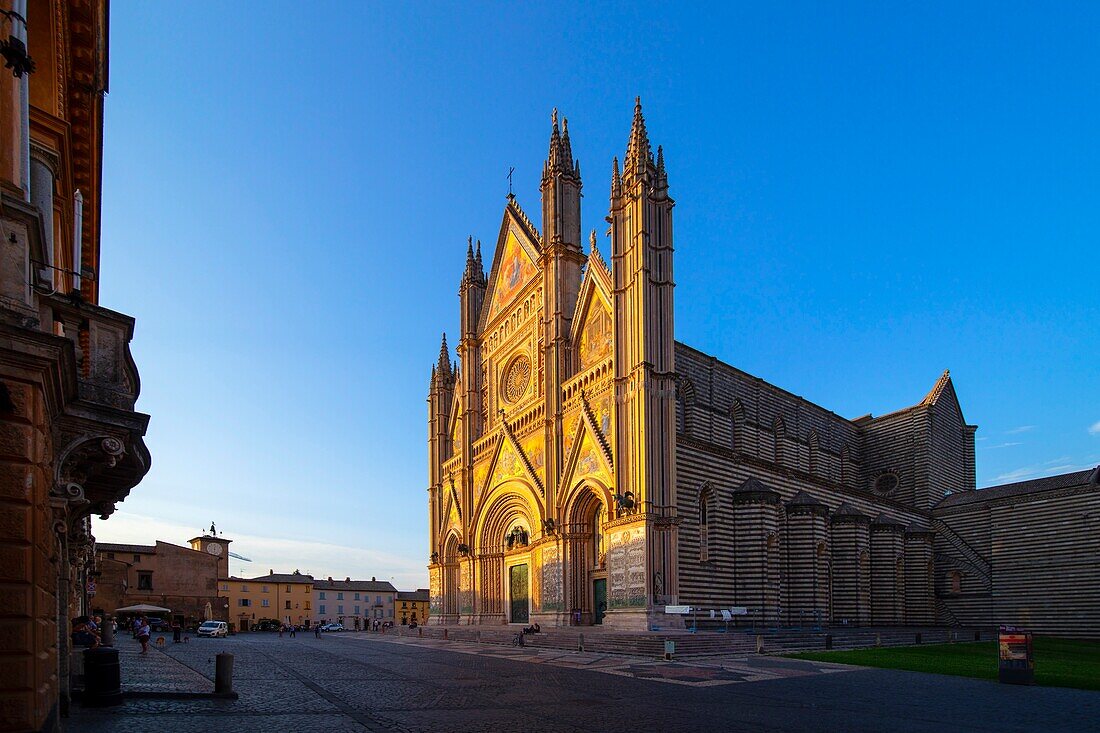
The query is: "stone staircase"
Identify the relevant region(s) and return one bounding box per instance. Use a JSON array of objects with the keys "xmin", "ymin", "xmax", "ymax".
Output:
[{"xmin": 388, "ymin": 624, "xmax": 995, "ymax": 658}]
